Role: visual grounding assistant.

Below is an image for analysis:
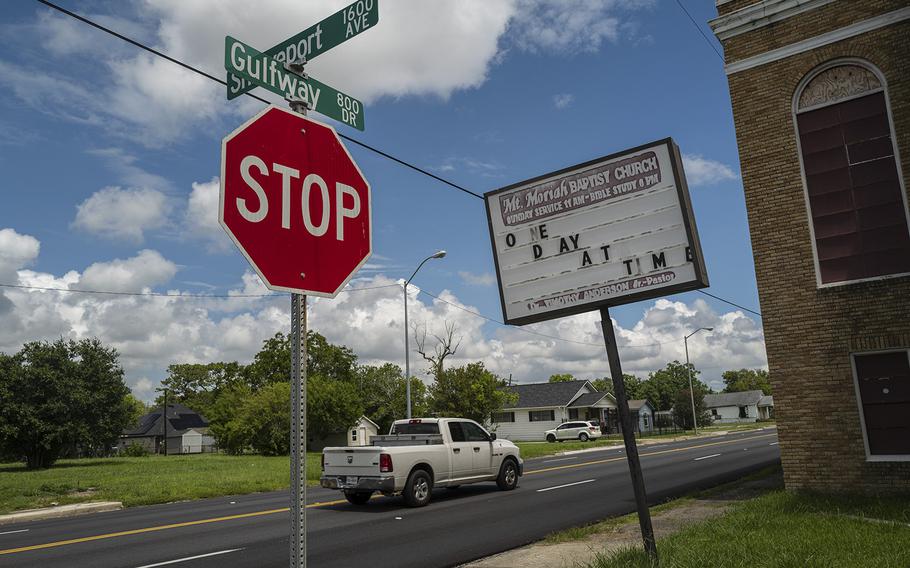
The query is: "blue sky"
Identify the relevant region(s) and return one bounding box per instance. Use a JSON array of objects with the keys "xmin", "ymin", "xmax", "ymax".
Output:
[{"xmin": 0, "ymin": 0, "xmax": 766, "ymax": 400}]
